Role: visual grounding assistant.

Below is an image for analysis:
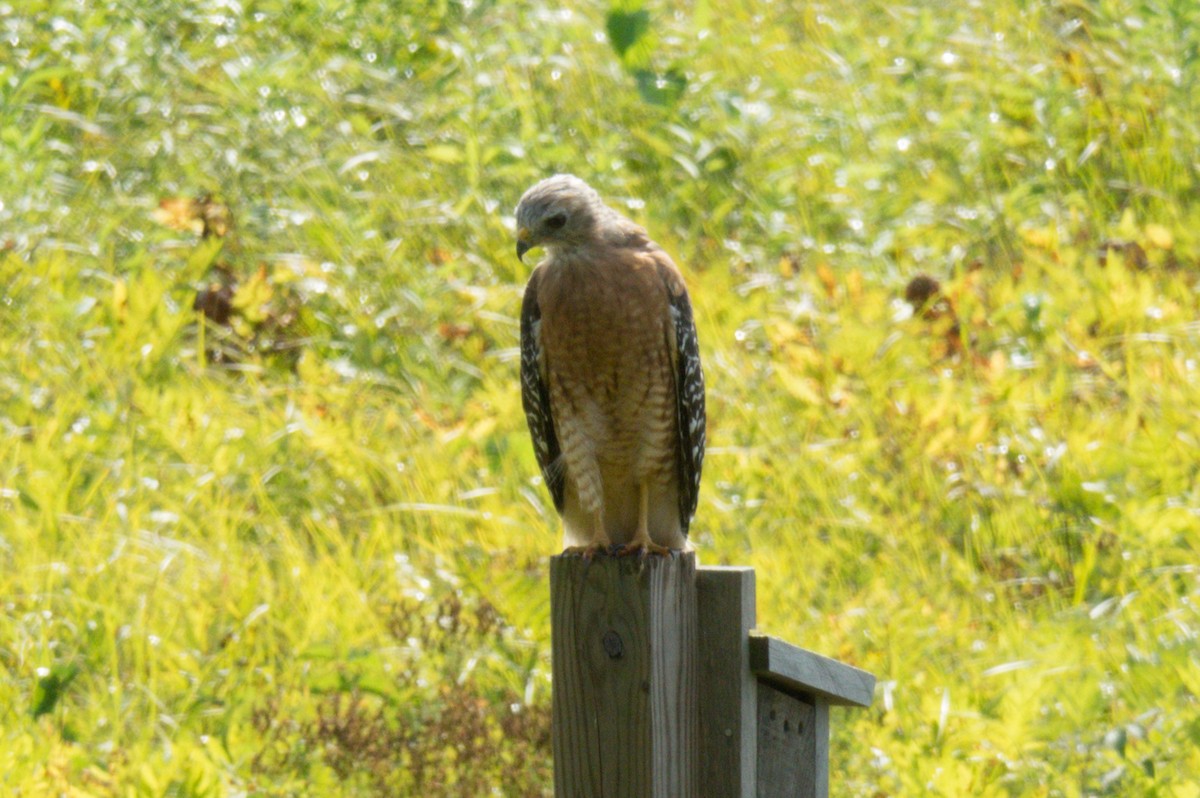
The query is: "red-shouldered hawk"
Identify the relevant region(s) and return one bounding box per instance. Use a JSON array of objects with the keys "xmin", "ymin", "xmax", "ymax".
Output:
[{"xmin": 515, "ymin": 174, "xmax": 706, "ymax": 556}]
